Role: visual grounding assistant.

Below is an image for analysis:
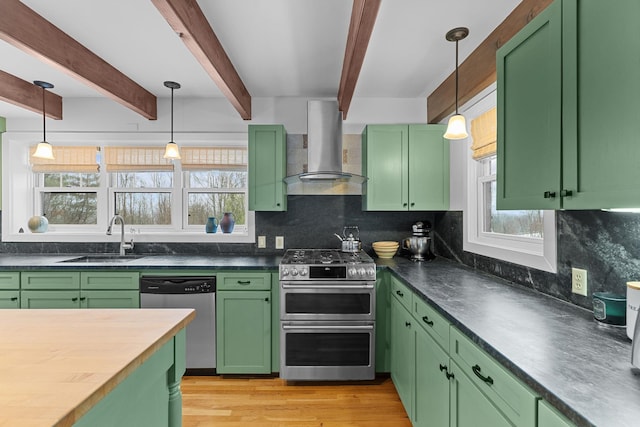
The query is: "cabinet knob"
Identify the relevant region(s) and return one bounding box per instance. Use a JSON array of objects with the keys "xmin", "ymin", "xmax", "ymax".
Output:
[
  {"xmin": 80, "ymin": 297, "xmax": 86, "ymax": 301},
  {"xmin": 276, "ymin": 203, "xmax": 280, "ymax": 206},
  {"xmin": 403, "ymin": 203, "xmax": 408, "ymax": 207},
  {"xmin": 560, "ymin": 189, "xmax": 573, "ymax": 197},
  {"xmin": 10, "ymin": 297, "xmax": 18, "ymax": 301},
  {"xmin": 237, "ymin": 280, "xmax": 251, "ymax": 285},
  {"xmin": 410, "ymin": 202, "xmax": 415, "ymax": 207},
  {"xmin": 396, "ymin": 290, "xmax": 404, "ymax": 297},
  {"xmin": 543, "ymin": 191, "xmax": 556, "ymax": 199},
  {"xmin": 71, "ymin": 297, "xmax": 78, "ymax": 302},
  {"xmin": 439, "ymin": 364, "xmax": 448, "ymax": 372},
  {"xmin": 405, "ymin": 321, "xmax": 411, "ymax": 328},
  {"xmin": 265, "ymin": 297, "xmax": 270, "ymax": 302},
  {"xmin": 445, "ymin": 371, "xmax": 455, "ymax": 380}
]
